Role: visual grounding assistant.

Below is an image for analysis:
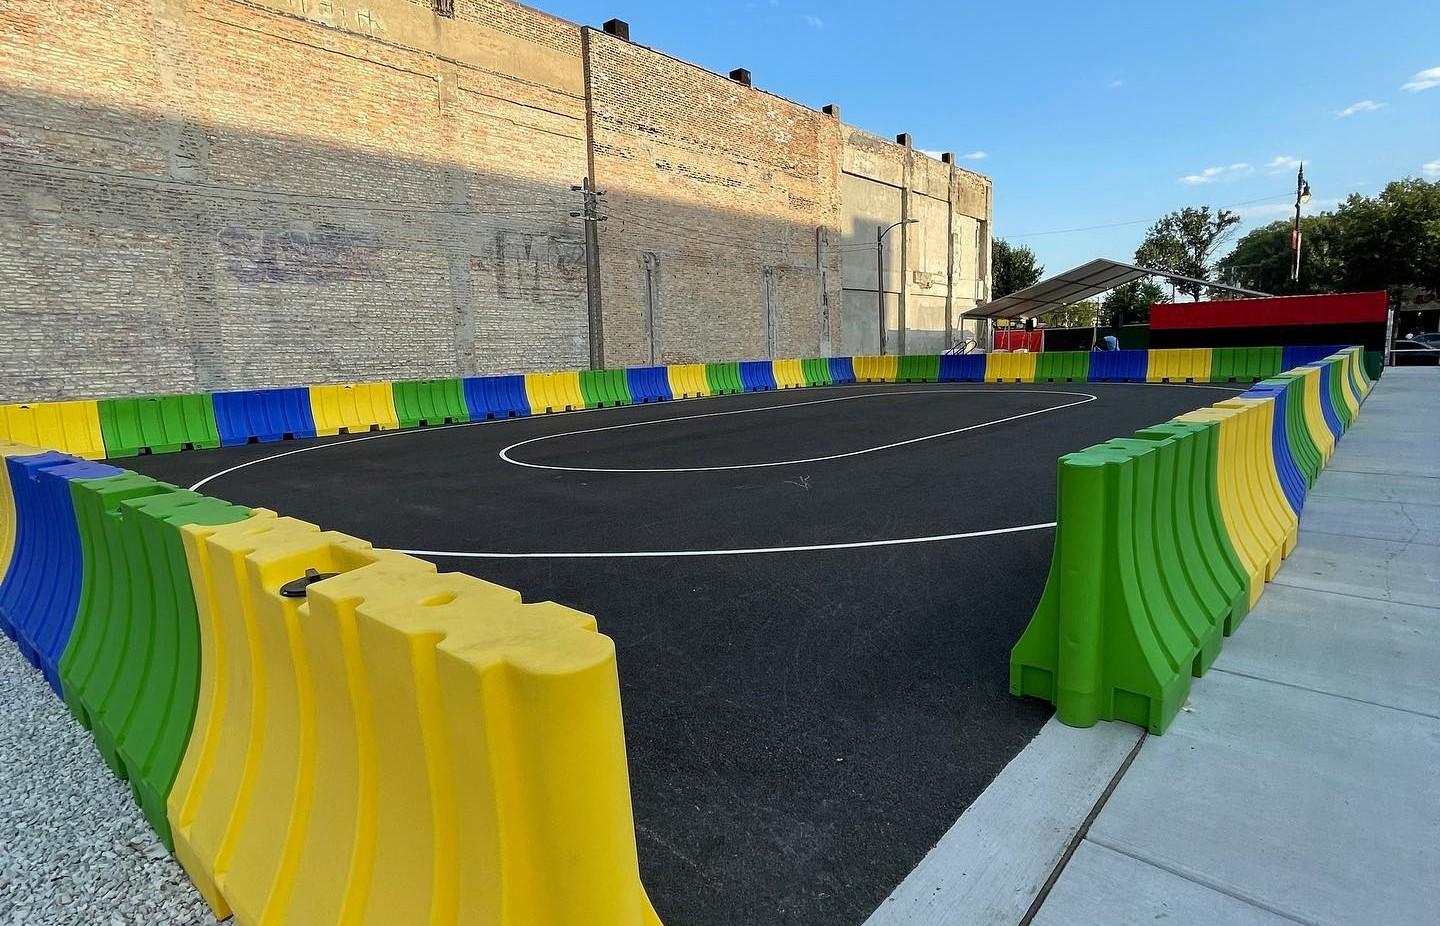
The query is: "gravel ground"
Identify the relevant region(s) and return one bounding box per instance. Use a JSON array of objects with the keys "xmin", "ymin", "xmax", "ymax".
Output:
[{"xmin": 0, "ymin": 641, "xmax": 224, "ymax": 925}]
